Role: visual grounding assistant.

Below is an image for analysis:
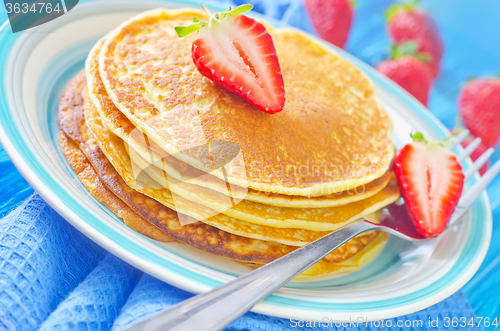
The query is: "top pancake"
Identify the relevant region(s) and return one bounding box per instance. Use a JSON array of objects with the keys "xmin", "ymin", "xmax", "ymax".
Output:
[{"xmin": 97, "ymin": 8, "xmax": 394, "ymax": 197}]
